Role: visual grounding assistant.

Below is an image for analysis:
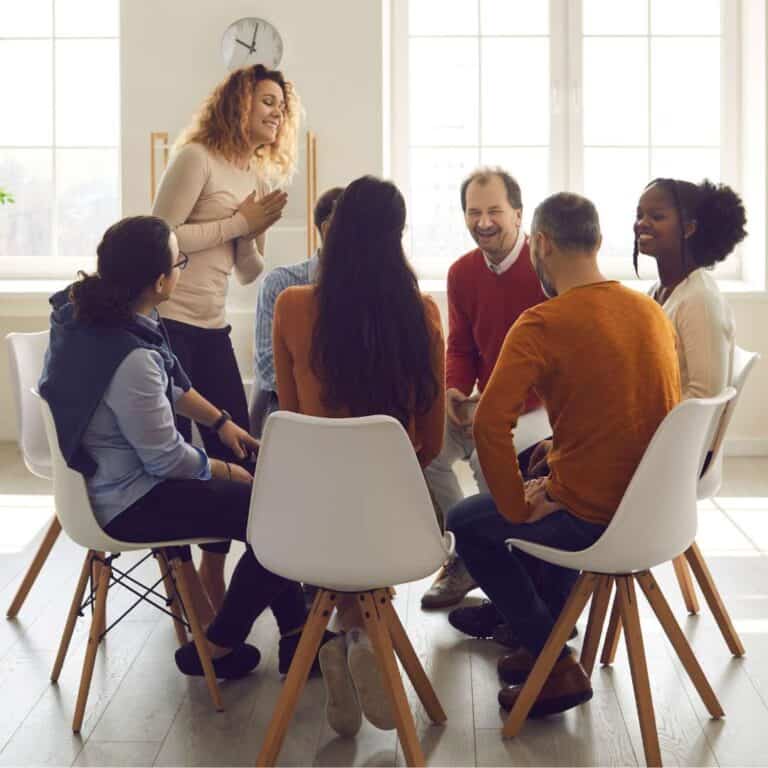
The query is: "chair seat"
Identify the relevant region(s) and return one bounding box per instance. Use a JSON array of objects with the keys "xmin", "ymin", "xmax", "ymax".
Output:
[
  {"xmin": 506, "ymin": 534, "xmax": 694, "ymax": 575},
  {"xmin": 270, "ymin": 531, "xmax": 456, "ymax": 593}
]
